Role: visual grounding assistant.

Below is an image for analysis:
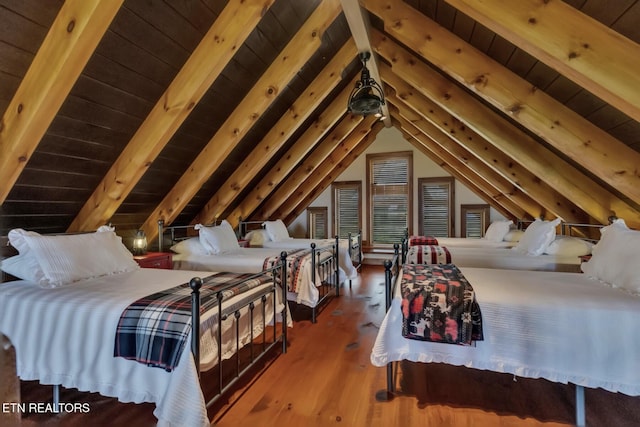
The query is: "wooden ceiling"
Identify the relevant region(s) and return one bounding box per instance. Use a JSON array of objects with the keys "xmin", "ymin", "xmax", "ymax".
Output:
[{"xmin": 1, "ymin": 0, "xmax": 639, "ymax": 240}]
